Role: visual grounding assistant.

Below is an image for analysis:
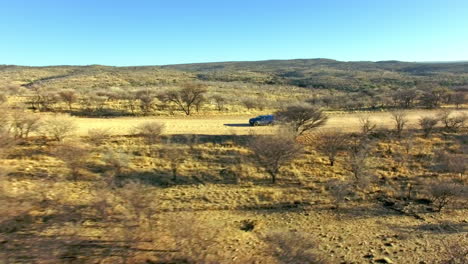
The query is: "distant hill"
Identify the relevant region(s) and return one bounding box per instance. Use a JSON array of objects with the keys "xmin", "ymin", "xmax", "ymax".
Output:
[{"xmin": 1, "ymin": 59, "xmax": 467, "ymax": 92}]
